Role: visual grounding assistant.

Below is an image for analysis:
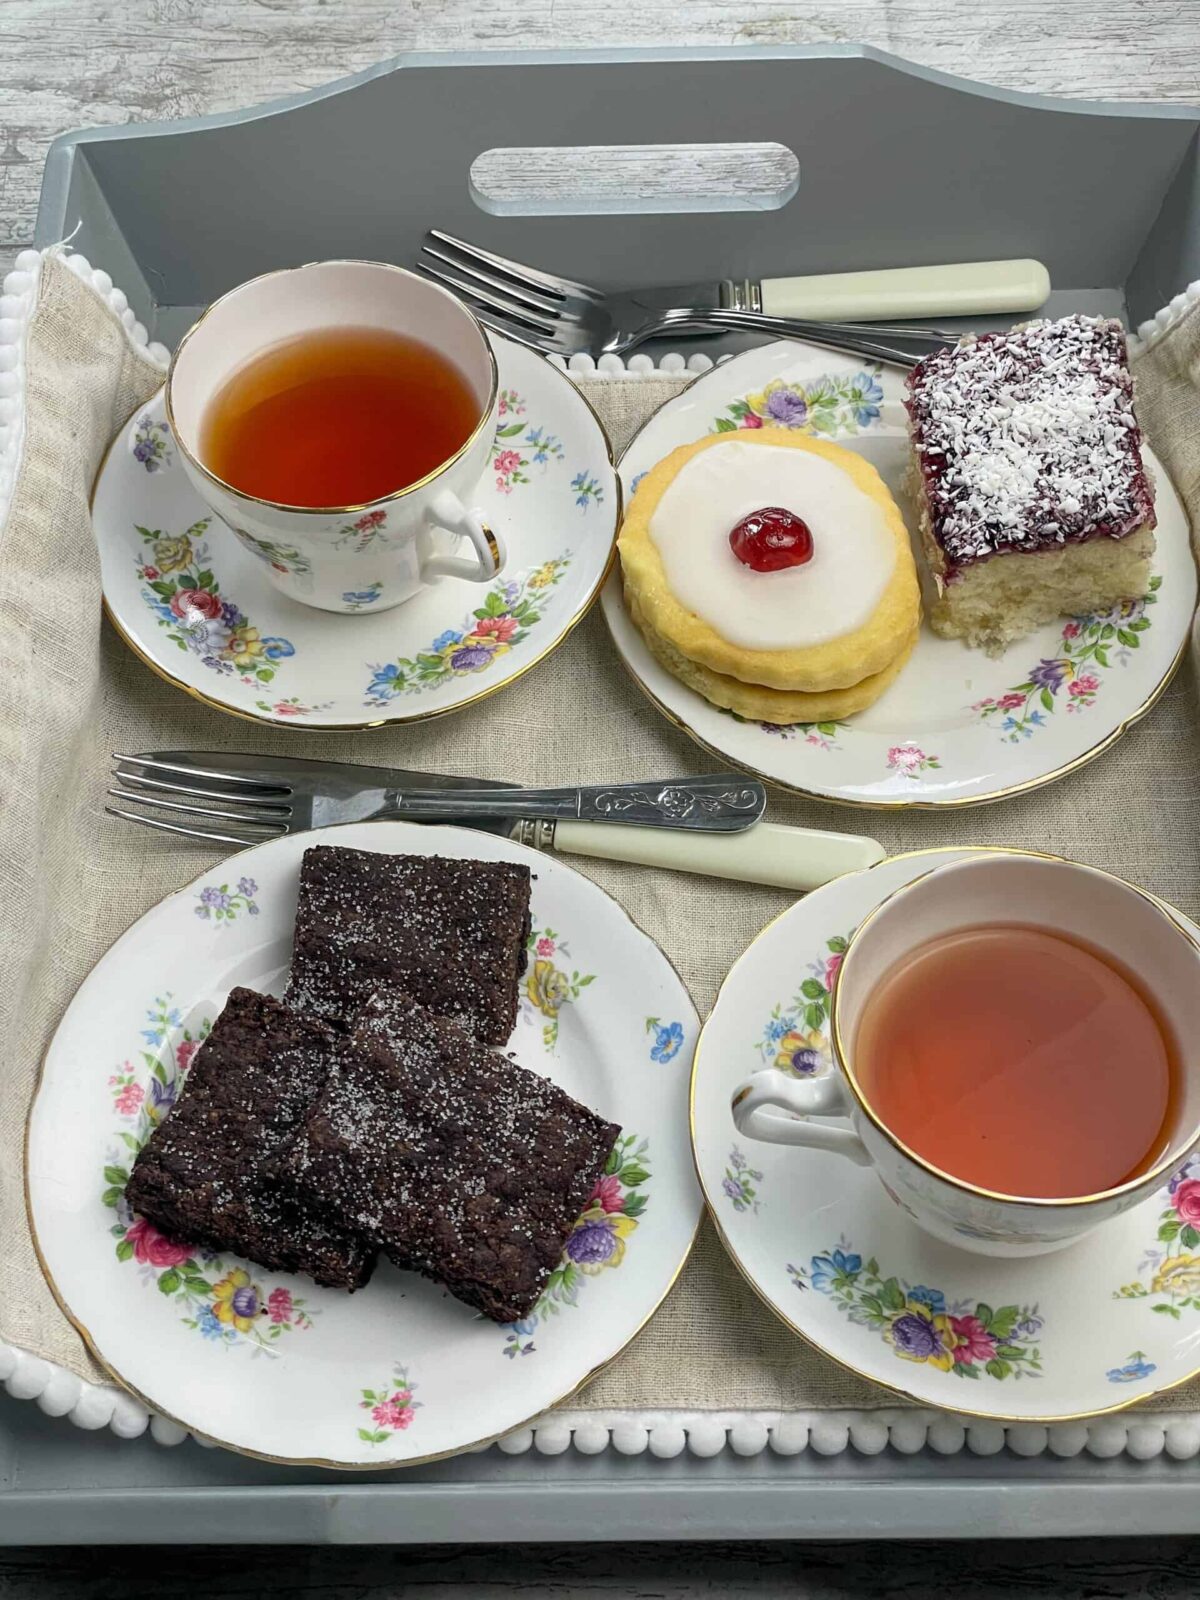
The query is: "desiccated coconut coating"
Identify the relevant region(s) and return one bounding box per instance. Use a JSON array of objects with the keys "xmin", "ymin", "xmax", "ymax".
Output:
[
  {"xmin": 123, "ymin": 987, "xmax": 375, "ymax": 1290},
  {"xmin": 905, "ymin": 315, "xmax": 1155, "ymax": 573},
  {"xmin": 286, "ymin": 845, "xmax": 532, "ymax": 1045},
  {"xmin": 280, "ymin": 985, "xmax": 621, "ymax": 1323}
]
